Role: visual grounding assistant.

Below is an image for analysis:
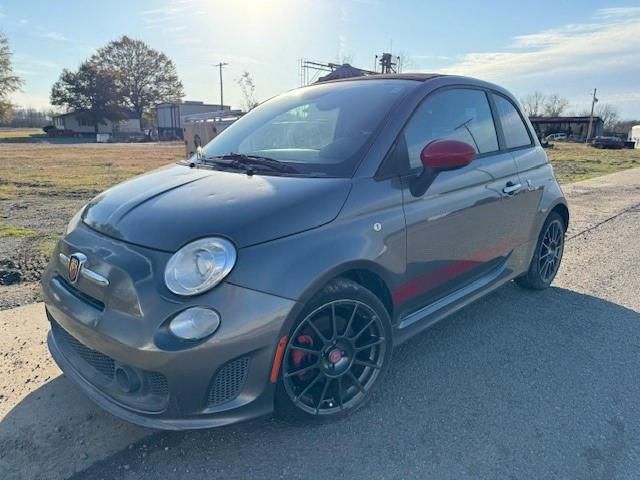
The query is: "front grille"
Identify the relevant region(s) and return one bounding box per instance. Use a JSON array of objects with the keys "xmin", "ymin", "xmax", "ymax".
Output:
[
  {"xmin": 51, "ymin": 320, "xmax": 168, "ymax": 398},
  {"xmin": 207, "ymin": 356, "xmax": 249, "ymax": 407},
  {"xmin": 57, "ymin": 276, "xmax": 105, "ymax": 311},
  {"xmin": 55, "ymin": 323, "xmax": 115, "ymax": 377}
]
